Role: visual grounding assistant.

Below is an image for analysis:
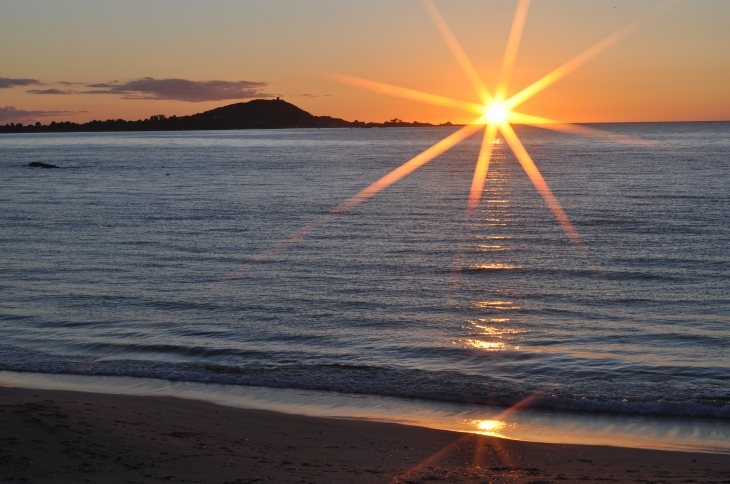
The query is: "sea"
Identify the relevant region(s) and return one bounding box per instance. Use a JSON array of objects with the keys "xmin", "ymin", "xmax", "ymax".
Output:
[{"xmin": 1, "ymin": 123, "xmax": 729, "ymax": 452}]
